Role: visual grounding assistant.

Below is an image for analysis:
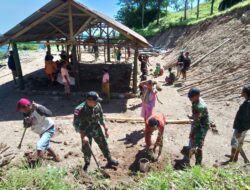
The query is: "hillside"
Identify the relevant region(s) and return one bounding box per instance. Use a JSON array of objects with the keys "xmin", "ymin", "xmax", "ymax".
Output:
[
  {"xmin": 138, "ymin": 0, "xmax": 250, "ymax": 37},
  {"xmin": 150, "ymin": 4, "xmax": 250, "ymax": 102}
]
